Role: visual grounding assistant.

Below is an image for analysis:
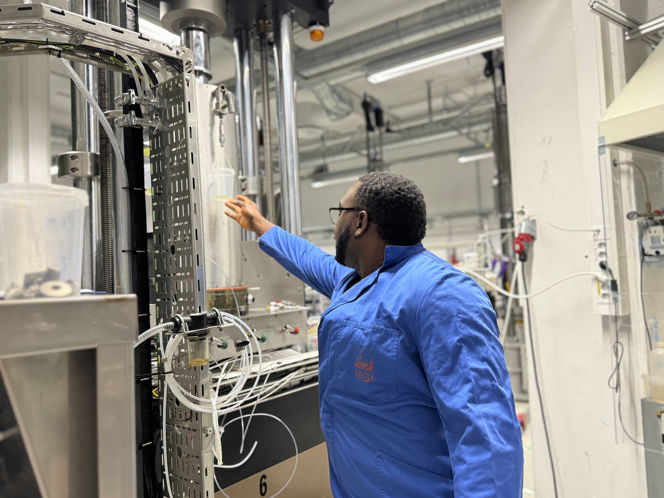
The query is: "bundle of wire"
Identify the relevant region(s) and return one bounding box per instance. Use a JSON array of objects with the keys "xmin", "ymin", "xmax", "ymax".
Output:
[{"xmin": 136, "ymin": 309, "xmax": 299, "ymax": 497}]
